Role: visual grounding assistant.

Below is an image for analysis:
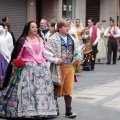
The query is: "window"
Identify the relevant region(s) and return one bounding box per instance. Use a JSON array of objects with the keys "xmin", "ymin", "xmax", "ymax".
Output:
[
  {"xmin": 86, "ymin": 0, "xmax": 100, "ymax": 26},
  {"xmin": 62, "ymin": 0, "xmax": 72, "ymax": 19}
]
